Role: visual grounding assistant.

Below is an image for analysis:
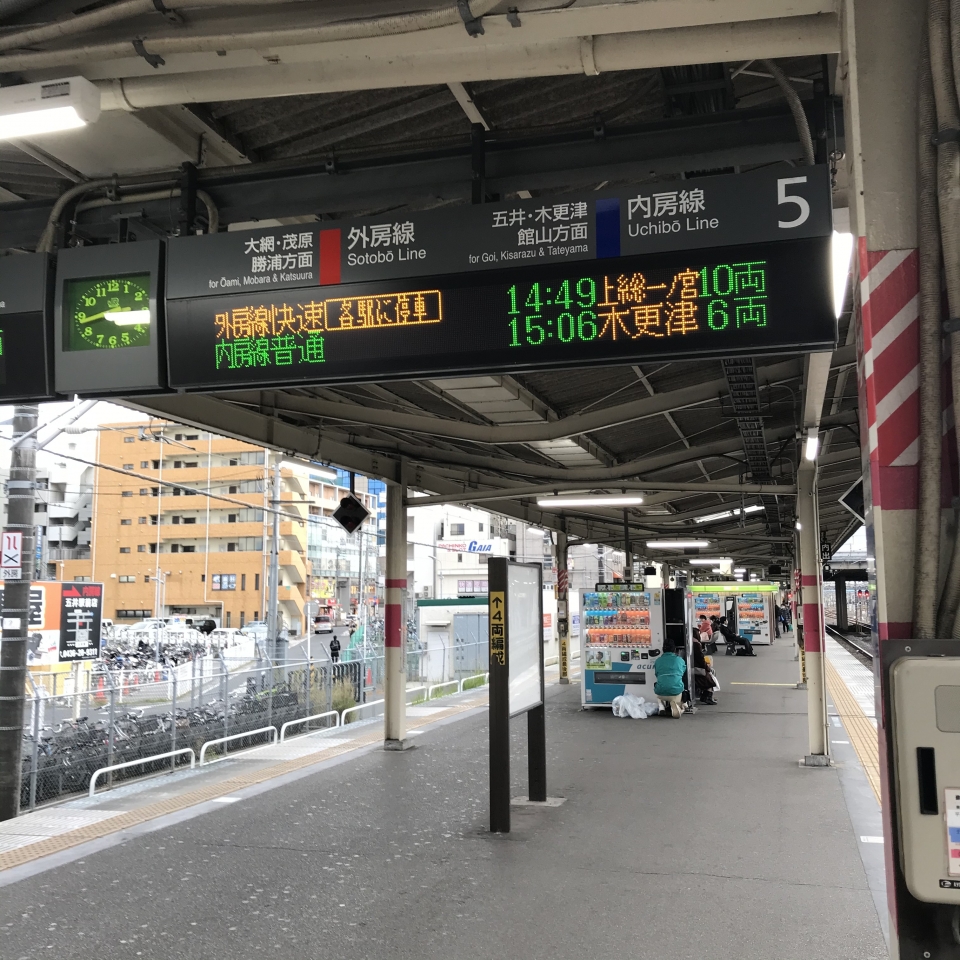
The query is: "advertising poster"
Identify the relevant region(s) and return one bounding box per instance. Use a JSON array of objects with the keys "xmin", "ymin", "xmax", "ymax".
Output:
[{"xmin": 58, "ymin": 582, "xmax": 103, "ymax": 662}]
